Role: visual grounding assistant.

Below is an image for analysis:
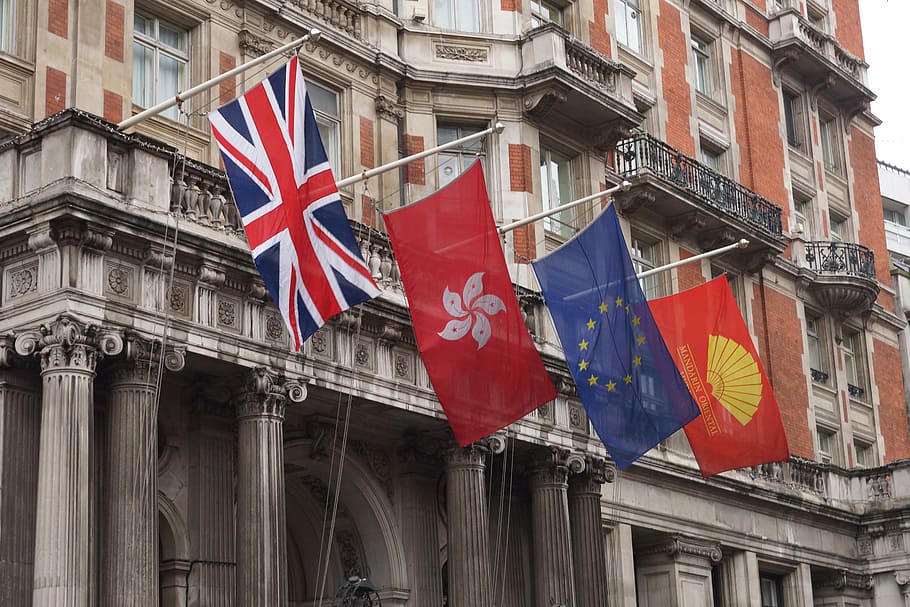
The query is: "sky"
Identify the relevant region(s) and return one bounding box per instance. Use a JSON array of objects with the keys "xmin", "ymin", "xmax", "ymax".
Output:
[{"xmin": 859, "ymin": 0, "xmax": 910, "ymax": 170}]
